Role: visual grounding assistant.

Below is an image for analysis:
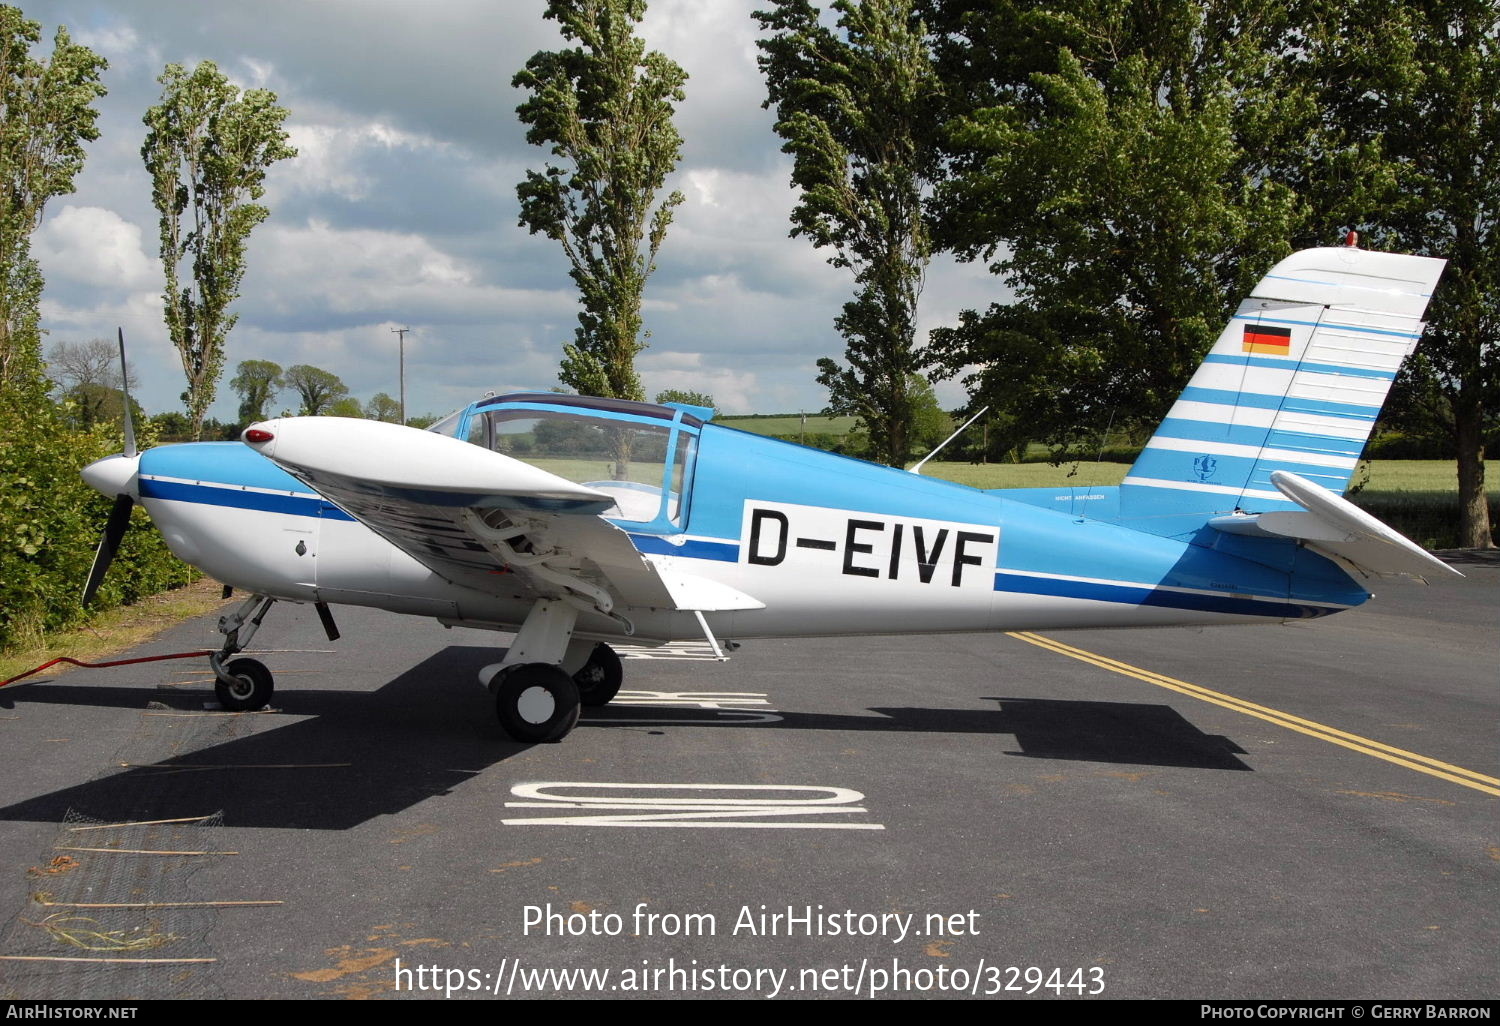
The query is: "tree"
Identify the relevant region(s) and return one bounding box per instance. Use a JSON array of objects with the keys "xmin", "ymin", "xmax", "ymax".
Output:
[
  {"xmin": 922, "ymin": 0, "xmax": 1307, "ymax": 451},
  {"xmin": 48, "ymin": 337, "xmax": 139, "ymax": 429},
  {"xmin": 0, "ymin": 8, "xmax": 105, "ymax": 394},
  {"xmin": 142, "ymin": 60, "xmax": 295, "ymax": 439},
  {"xmin": 283, "ymin": 364, "xmax": 348, "ymax": 416},
  {"xmin": 365, "ymin": 392, "xmax": 402, "ymax": 422},
  {"xmin": 513, "ymin": 0, "xmax": 687, "ymax": 402},
  {"xmin": 654, "ymin": 388, "xmax": 715, "ymax": 412},
  {"xmin": 229, "ymin": 358, "xmax": 282, "ymax": 424},
  {"xmin": 840, "ymin": 373, "xmax": 949, "ymax": 460},
  {"xmin": 756, "ymin": 0, "xmax": 941, "ymax": 468},
  {"xmin": 47, "ymin": 337, "xmax": 136, "ymax": 394},
  {"xmin": 906, "ymin": 374, "xmax": 949, "ymax": 453},
  {"xmin": 1300, "ymin": 0, "xmax": 1498, "ymax": 547}
]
